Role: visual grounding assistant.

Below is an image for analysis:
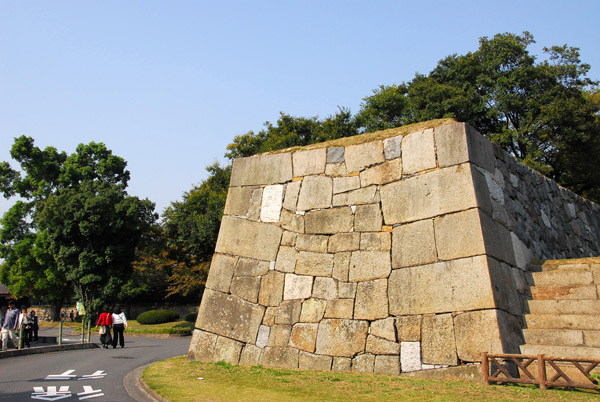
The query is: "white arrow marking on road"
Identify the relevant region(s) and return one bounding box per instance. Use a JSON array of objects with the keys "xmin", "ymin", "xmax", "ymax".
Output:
[
  {"xmin": 77, "ymin": 370, "xmax": 107, "ymax": 380},
  {"xmin": 45, "ymin": 370, "xmax": 77, "ymax": 380},
  {"xmin": 31, "ymin": 385, "xmax": 71, "ymax": 401},
  {"xmin": 77, "ymin": 385, "xmax": 104, "ymax": 400}
]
